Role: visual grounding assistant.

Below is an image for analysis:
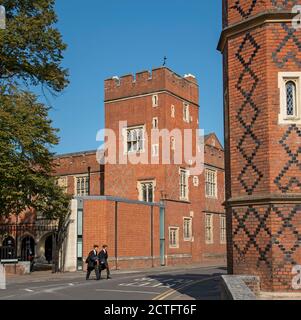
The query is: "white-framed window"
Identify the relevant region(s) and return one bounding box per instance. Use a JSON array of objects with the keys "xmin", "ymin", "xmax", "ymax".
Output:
[
  {"xmin": 180, "ymin": 168, "xmax": 189, "ymax": 201},
  {"xmin": 171, "ymin": 137, "xmax": 176, "ymax": 151},
  {"xmin": 205, "ymin": 169, "xmax": 217, "ymax": 198},
  {"xmin": 205, "ymin": 213, "xmax": 214, "ymax": 244},
  {"xmin": 183, "ymin": 218, "xmax": 192, "ymax": 241},
  {"xmin": 138, "ymin": 180, "xmax": 155, "ymax": 203},
  {"xmin": 171, "ymin": 105, "xmax": 175, "ymax": 118},
  {"xmin": 183, "ymin": 103, "xmax": 190, "ymax": 123},
  {"xmin": 278, "ymin": 72, "xmax": 301, "ymax": 124},
  {"xmin": 152, "ymin": 144, "xmax": 159, "ymax": 157},
  {"xmin": 57, "ymin": 176, "xmax": 68, "ymax": 193},
  {"xmin": 220, "ymin": 215, "xmax": 226, "ymax": 244},
  {"xmin": 75, "ymin": 175, "xmax": 89, "ymax": 196},
  {"xmin": 193, "ymin": 176, "xmax": 199, "ymax": 187},
  {"xmin": 152, "ymin": 94, "xmax": 159, "ymax": 107},
  {"xmin": 152, "ymin": 117, "xmax": 158, "ymax": 129},
  {"xmin": 169, "ymin": 227, "xmax": 179, "ymax": 248},
  {"xmin": 125, "ymin": 125, "xmax": 145, "ymax": 154}
]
